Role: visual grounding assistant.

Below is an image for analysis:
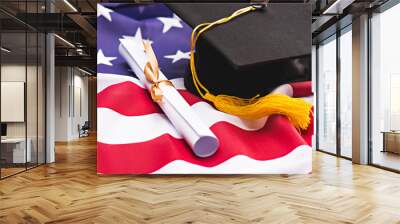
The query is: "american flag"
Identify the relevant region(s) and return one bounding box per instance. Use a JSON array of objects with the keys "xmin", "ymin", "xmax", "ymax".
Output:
[{"xmin": 97, "ymin": 3, "xmax": 314, "ymax": 174}]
